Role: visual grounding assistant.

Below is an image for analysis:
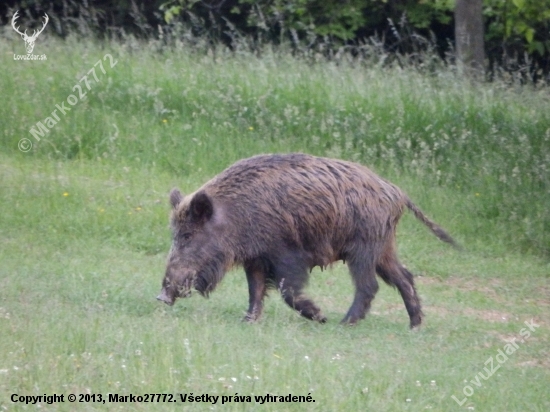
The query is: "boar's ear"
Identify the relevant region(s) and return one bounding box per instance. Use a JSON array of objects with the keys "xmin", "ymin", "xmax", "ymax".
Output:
[
  {"xmin": 170, "ymin": 188, "xmax": 183, "ymax": 209},
  {"xmin": 190, "ymin": 191, "xmax": 213, "ymax": 222}
]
